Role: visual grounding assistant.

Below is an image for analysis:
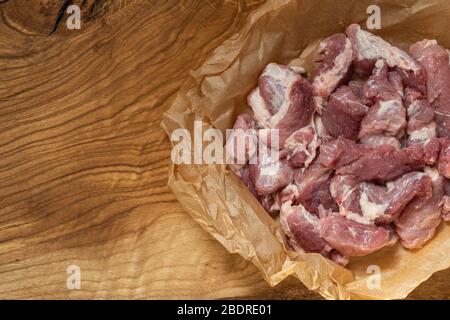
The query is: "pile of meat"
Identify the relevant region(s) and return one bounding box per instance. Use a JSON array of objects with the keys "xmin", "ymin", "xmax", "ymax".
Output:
[{"xmin": 229, "ymin": 24, "xmax": 450, "ymax": 266}]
